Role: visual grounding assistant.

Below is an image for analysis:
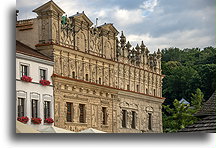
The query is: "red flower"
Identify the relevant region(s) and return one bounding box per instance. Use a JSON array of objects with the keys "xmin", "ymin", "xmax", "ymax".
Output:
[
  {"xmin": 31, "ymin": 117, "xmax": 42, "ymax": 124},
  {"xmin": 17, "ymin": 116, "xmax": 29, "ymax": 124},
  {"xmin": 21, "ymin": 75, "xmax": 32, "ymax": 82},
  {"xmin": 39, "ymin": 80, "xmax": 51, "ymax": 86},
  {"xmin": 44, "ymin": 118, "xmax": 54, "ymax": 124}
]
